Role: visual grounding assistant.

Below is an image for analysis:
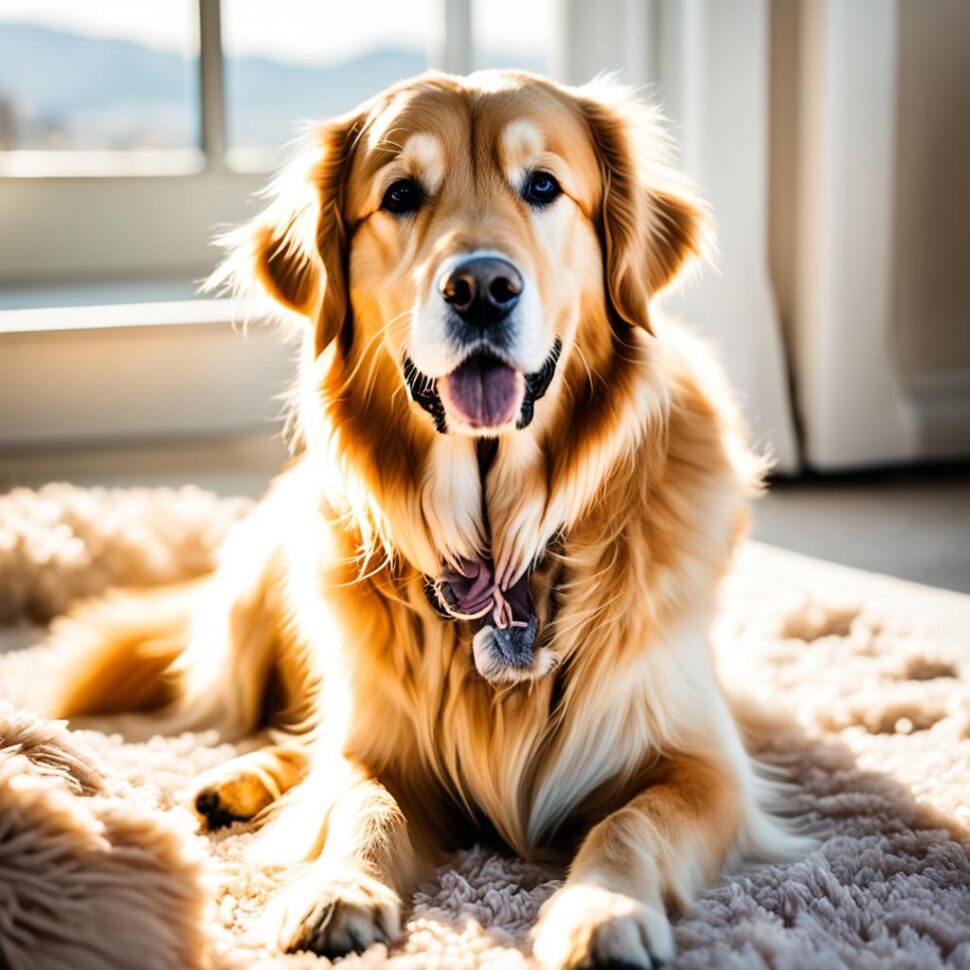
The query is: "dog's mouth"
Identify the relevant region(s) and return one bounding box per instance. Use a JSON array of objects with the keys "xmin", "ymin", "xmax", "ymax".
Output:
[
  {"xmin": 403, "ymin": 339, "xmax": 562, "ymax": 435},
  {"xmin": 439, "ymin": 352, "xmax": 524, "ymax": 430}
]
